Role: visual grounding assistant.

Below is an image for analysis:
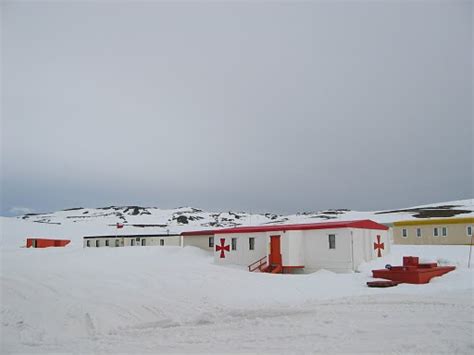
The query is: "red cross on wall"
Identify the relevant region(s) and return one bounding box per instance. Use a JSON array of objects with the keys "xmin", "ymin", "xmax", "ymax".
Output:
[
  {"xmin": 374, "ymin": 235, "xmax": 384, "ymax": 257},
  {"xmin": 216, "ymin": 238, "xmax": 230, "ymax": 258}
]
